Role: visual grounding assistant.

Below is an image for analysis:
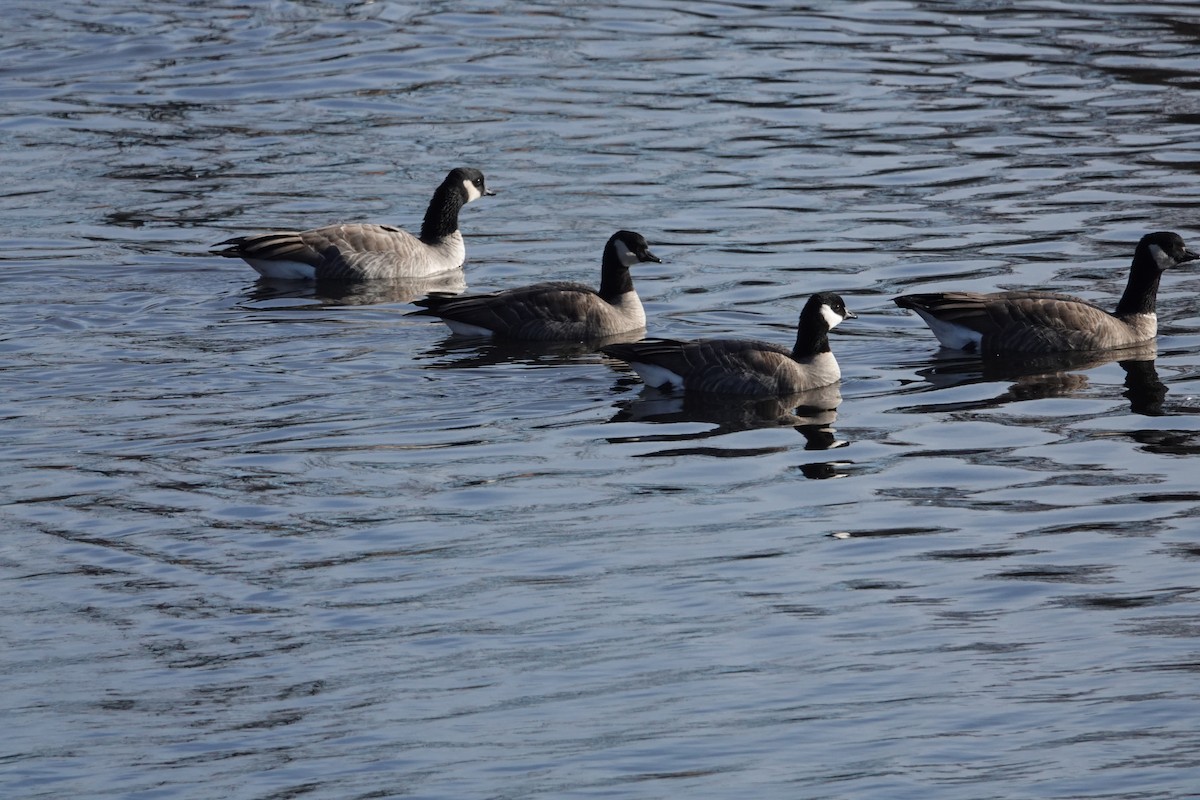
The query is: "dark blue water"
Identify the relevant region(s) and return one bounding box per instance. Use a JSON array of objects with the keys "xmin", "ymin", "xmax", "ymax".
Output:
[{"xmin": 4, "ymin": 2, "xmax": 1200, "ymax": 798}]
